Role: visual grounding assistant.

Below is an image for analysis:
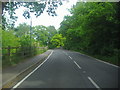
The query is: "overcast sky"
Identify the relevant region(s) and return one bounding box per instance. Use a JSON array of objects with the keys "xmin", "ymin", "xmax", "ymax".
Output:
[{"xmin": 14, "ymin": 0, "xmax": 78, "ymax": 29}]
